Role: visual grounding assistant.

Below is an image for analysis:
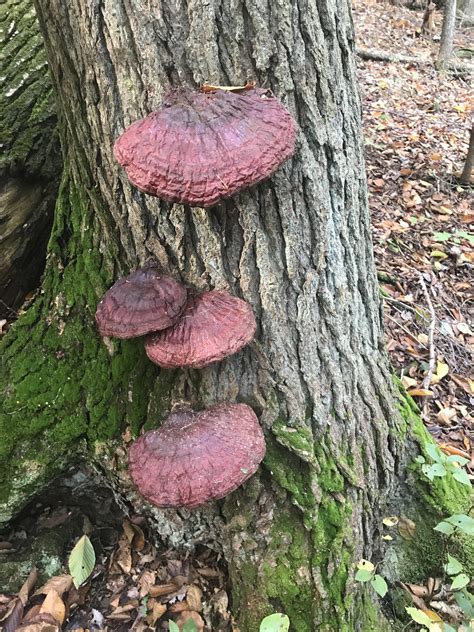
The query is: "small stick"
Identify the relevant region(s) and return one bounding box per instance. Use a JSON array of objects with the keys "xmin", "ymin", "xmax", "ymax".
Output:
[{"xmin": 419, "ymin": 273, "xmax": 437, "ymax": 391}]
